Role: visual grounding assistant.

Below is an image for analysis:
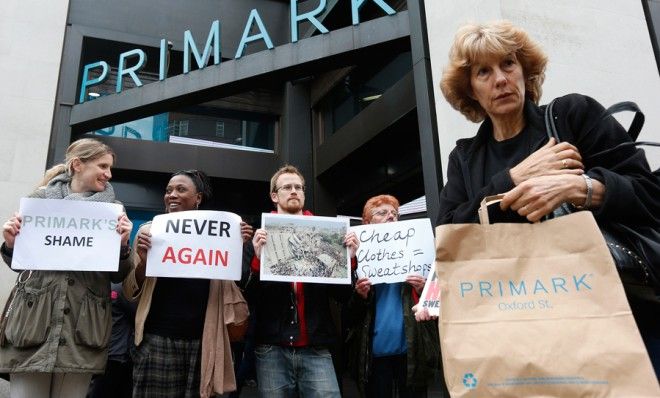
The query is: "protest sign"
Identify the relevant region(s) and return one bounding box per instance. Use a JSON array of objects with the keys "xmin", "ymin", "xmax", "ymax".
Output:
[
  {"xmin": 146, "ymin": 210, "xmax": 243, "ymax": 280},
  {"xmin": 12, "ymin": 198, "xmax": 123, "ymax": 271},
  {"xmin": 261, "ymin": 213, "xmax": 350, "ymax": 284},
  {"xmin": 352, "ymin": 218, "xmax": 435, "ymax": 284},
  {"xmin": 419, "ymin": 266, "xmax": 440, "ymax": 316}
]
